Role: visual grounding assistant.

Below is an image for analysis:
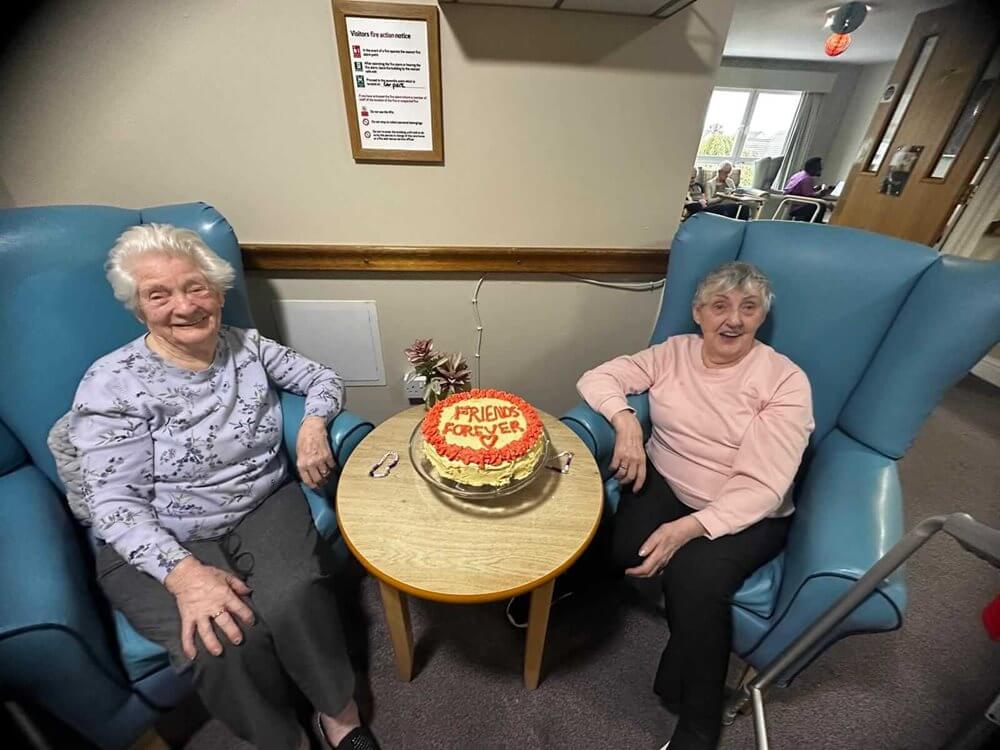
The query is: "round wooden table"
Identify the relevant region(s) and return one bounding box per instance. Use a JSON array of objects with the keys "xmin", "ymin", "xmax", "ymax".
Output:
[{"xmin": 336, "ymin": 405, "xmax": 603, "ymax": 689}]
